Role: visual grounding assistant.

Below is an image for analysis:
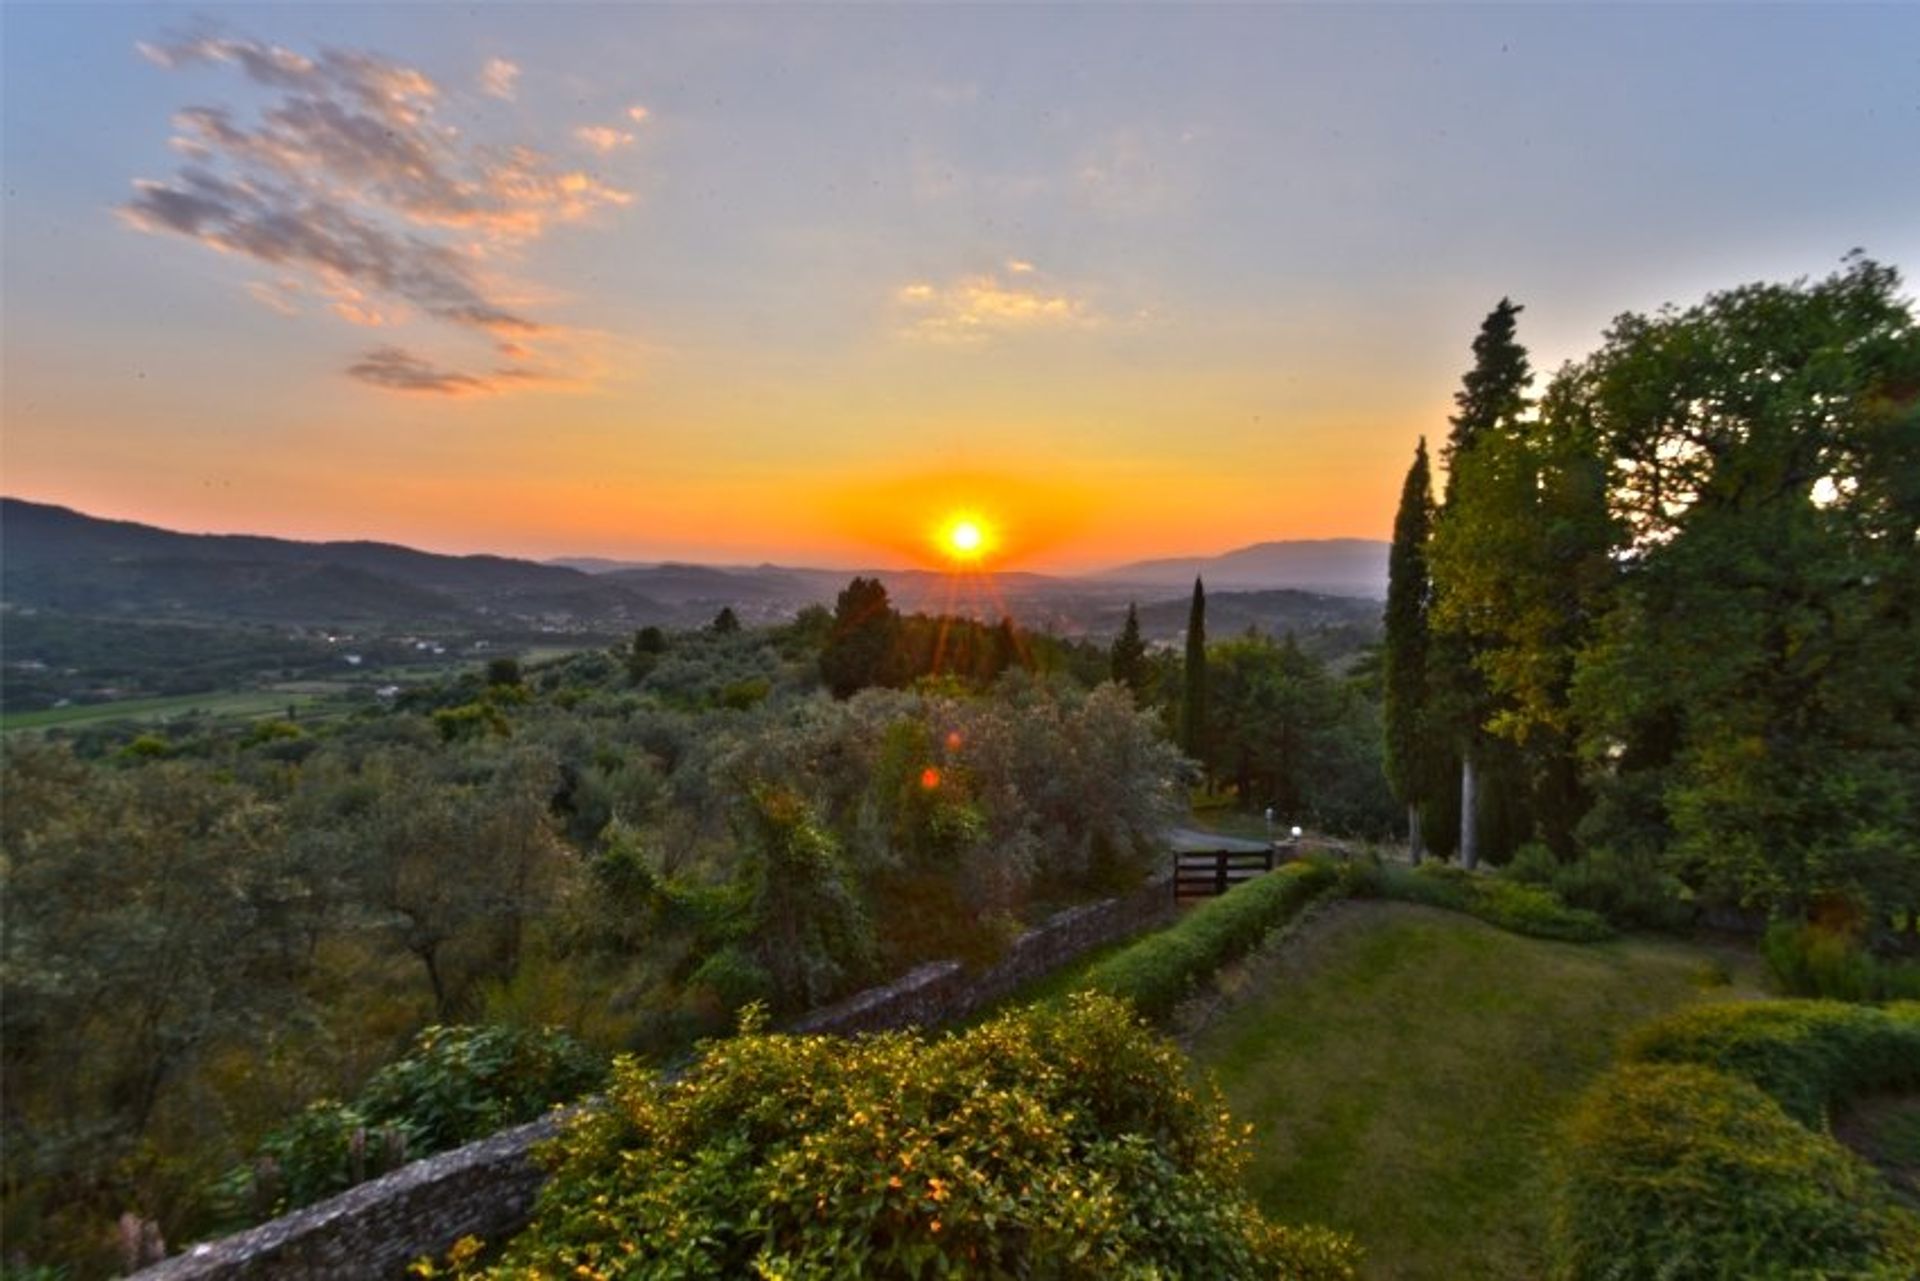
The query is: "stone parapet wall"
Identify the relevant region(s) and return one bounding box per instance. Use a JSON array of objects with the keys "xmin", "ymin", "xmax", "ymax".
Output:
[
  {"xmin": 138, "ymin": 1114, "xmax": 560, "ymax": 1280},
  {"xmin": 790, "ymin": 871, "xmax": 1175, "ymax": 1036},
  {"xmin": 135, "ymin": 872, "xmax": 1176, "ymax": 1279}
]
